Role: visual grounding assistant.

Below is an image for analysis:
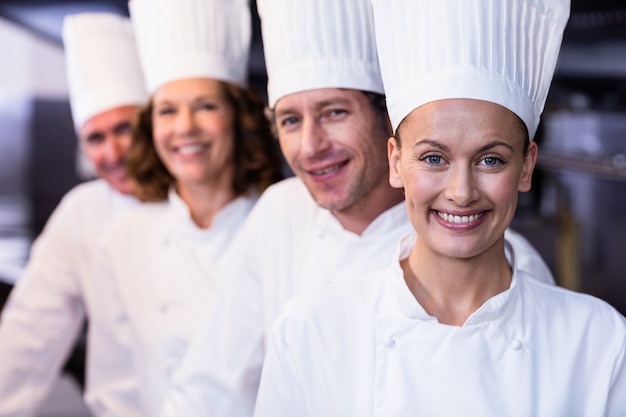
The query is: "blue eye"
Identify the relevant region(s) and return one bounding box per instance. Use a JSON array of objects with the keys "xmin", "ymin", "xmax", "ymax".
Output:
[
  {"xmin": 482, "ymin": 156, "xmax": 503, "ymax": 166},
  {"xmin": 280, "ymin": 116, "xmax": 299, "ymax": 127},
  {"xmin": 426, "ymin": 155, "xmax": 443, "ymax": 165},
  {"xmin": 419, "ymin": 153, "xmax": 445, "ymax": 166}
]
